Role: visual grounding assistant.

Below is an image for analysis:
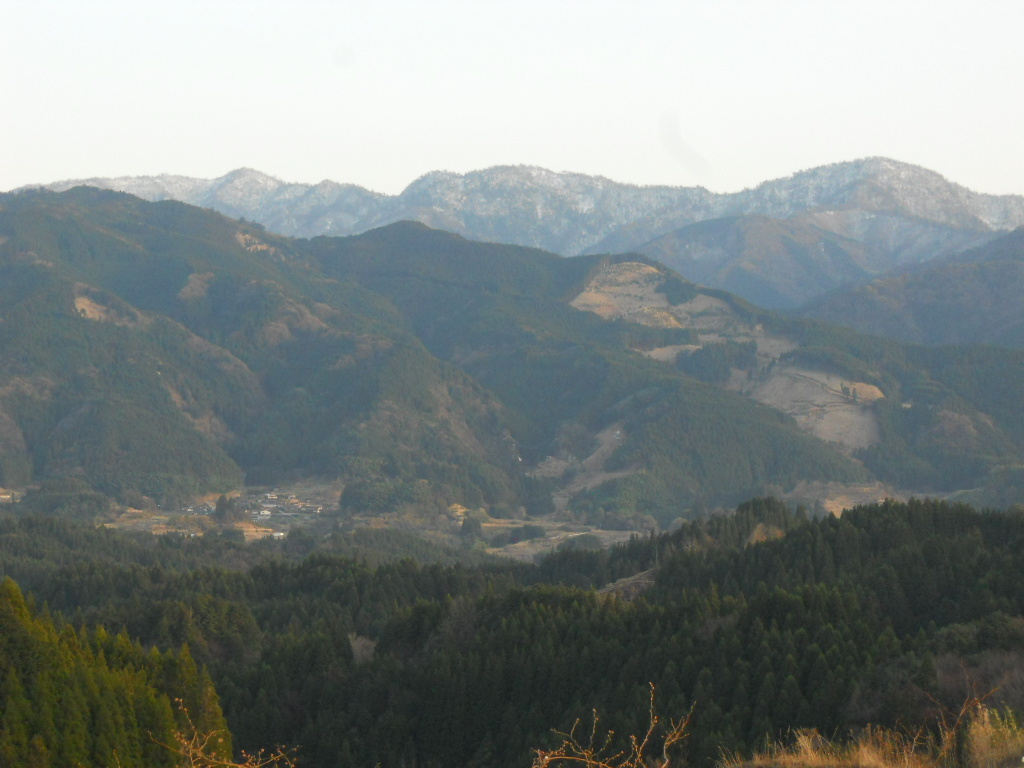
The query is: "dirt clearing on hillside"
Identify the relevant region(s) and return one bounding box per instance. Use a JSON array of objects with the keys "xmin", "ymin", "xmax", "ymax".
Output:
[
  {"xmin": 741, "ymin": 366, "xmax": 883, "ymax": 451},
  {"xmin": 782, "ymin": 480, "xmax": 905, "ymax": 516}
]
